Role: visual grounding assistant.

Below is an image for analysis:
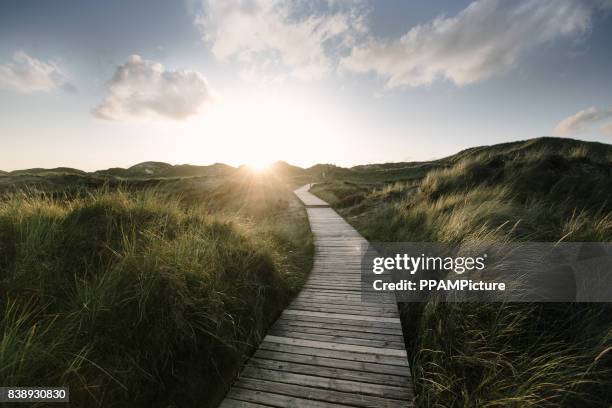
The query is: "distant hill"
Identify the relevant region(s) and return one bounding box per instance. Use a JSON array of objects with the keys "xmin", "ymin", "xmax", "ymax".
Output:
[
  {"xmin": 305, "ymin": 161, "xmax": 445, "ymax": 183},
  {"xmin": 93, "ymin": 161, "xmax": 175, "ymax": 178},
  {"xmin": 8, "ymin": 167, "xmax": 87, "ymax": 176},
  {"xmin": 163, "ymin": 163, "xmax": 235, "ymax": 178},
  {"xmin": 306, "ymin": 164, "xmax": 352, "ymax": 179},
  {"xmin": 2, "ymin": 137, "xmax": 610, "ymax": 184},
  {"xmin": 311, "ymin": 136, "xmax": 612, "ymax": 214},
  {"xmin": 94, "ymin": 162, "xmax": 237, "ymax": 179},
  {"xmin": 268, "ymin": 160, "xmax": 306, "ymax": 177},
  {"xmin": 309, "ymin": 137, "xmax": 612, "ymax": 184},
  {"xmin": 128, "ymin": 161, "xmax": 173, "ymax": 174},
  {"xmin": 443, "ymin": 136, "xmax": 612, "ymax": 164}
]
